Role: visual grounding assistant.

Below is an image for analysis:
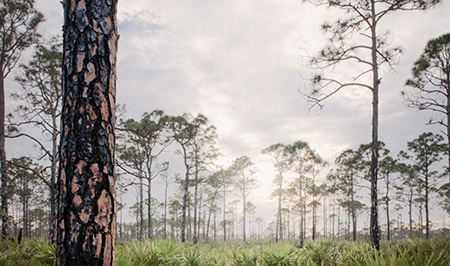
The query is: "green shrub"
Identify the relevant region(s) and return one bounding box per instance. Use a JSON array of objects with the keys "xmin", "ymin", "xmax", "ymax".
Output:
[{"xmin": 1, "ymin": 238, "xmax": 449, "ymax": 265}]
